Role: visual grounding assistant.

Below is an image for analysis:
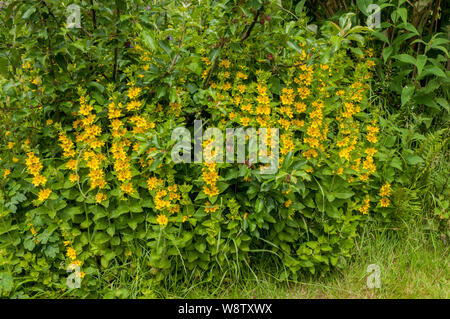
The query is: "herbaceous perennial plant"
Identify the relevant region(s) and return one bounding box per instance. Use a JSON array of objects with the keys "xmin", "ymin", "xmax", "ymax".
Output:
[{"xmin": 0, "ymin": 0, "xmax": 406, "ymax": 297}]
